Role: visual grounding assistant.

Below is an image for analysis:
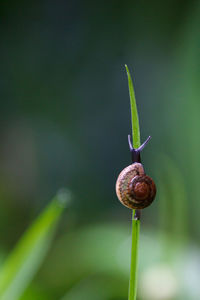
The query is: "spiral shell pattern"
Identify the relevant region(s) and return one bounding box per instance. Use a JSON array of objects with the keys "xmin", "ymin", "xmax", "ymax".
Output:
[{"xmin": 116, "ymin": 163, "xmax": 156, "ymax": 209}]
